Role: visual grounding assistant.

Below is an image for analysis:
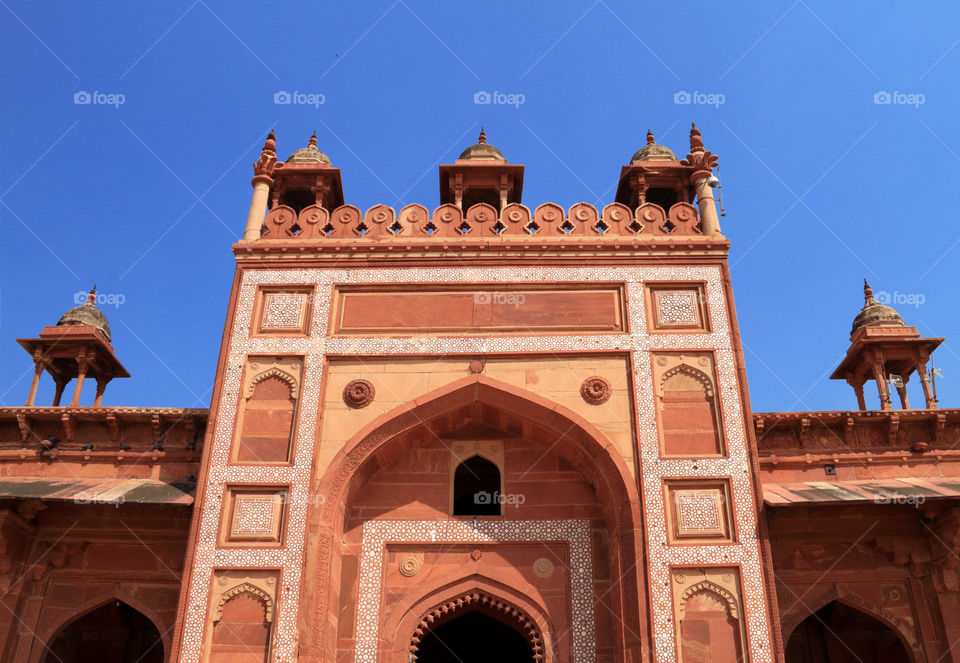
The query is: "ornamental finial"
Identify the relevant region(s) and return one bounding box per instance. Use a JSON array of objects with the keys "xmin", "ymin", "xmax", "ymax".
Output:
[
  {"xmin": 647, "ymin": 129, "xmax": 655, "ymax": 145},
  {"xmin": 478, "ymin": 126, "xmax": 487, "ymax": 144},
  {"xmin": 690, "ymin": 122, "xmax": 704, "ymax": 152}
]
